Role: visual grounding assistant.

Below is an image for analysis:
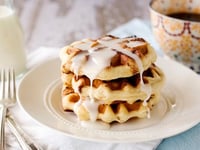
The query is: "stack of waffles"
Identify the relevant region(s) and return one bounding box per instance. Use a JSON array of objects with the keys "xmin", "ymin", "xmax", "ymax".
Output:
[{"xmin": 60, "ymin": 35, "xmax": 165, "ymax": 124}]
